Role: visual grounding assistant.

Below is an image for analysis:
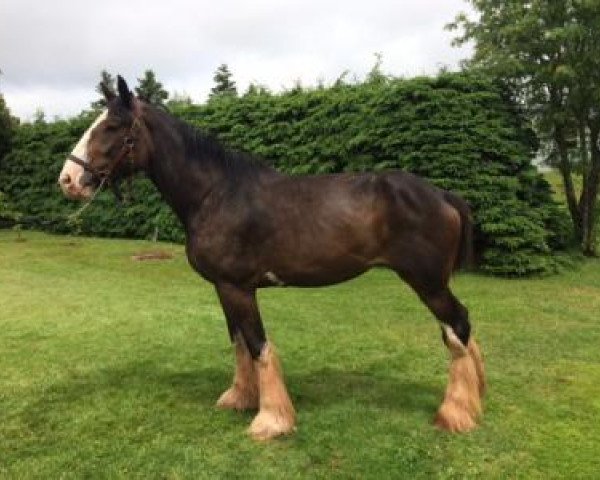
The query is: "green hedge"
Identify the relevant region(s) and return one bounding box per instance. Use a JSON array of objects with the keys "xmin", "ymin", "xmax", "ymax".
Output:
[
  {"xmin": 0, "ymin": 112, "xmax": 184, "ymax": 243},
  {"xmin": 0, "ymin": 72, "xmax": 570, "ymax": 275}
]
